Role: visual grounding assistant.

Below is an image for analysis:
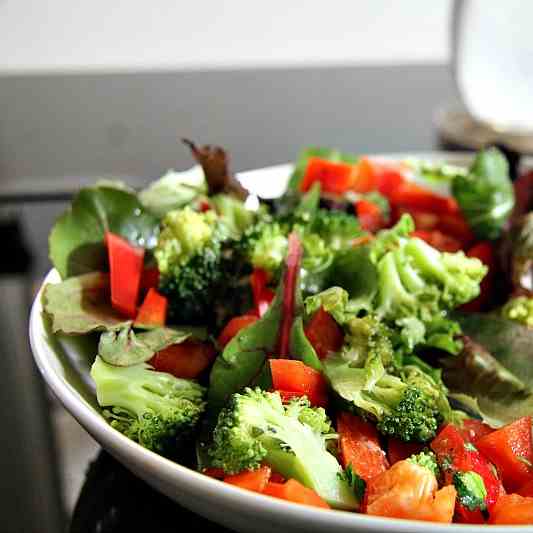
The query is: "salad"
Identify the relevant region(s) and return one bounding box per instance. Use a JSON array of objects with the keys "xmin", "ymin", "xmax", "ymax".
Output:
[{"xmin": 43, "ymin": 141, "xmax": 533, "ymax": 525}]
